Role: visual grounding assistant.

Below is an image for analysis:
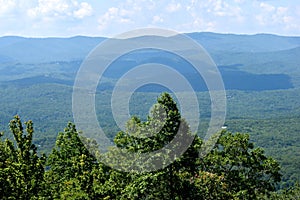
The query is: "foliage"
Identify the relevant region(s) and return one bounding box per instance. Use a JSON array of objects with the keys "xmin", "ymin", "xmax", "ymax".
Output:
[
  {"xmin": 1, "ymin": 33, "xmax": 300, "ymax": 198},
  {"xmin": 226, "ymin": 117, "xmax": 300, "ymax": 188},
  {"xmin": 202, "ymin": 131, "xmax": 282, "ymax": 199},
  {"xmin": 260, "ymin": 183, "xmax": 300, "ymax": 199},
  {"xmin": 100, "ymin": 93, "xmax": 282, "ymax": 199},
  {"xmin": 43, "ymin": 122, "xmax": 105, "ymax": 199},
  {"xmin": 0, "ymin": 93, "xmax": 295, "ymax": 199},
  {"xmin": 0, "ymin": 116, "xmax": 46, "ymax": 199},
  {"xmin": 1, "ymin": 86, "xmax": 300, "ymax": 186}
]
